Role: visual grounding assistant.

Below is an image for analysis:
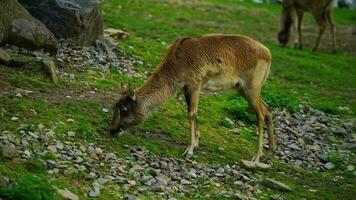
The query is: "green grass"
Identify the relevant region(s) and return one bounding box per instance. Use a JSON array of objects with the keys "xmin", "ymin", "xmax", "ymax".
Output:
[{"xmin": 0, "ymin": 0, "xmax": 355, "ymax": 199}]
